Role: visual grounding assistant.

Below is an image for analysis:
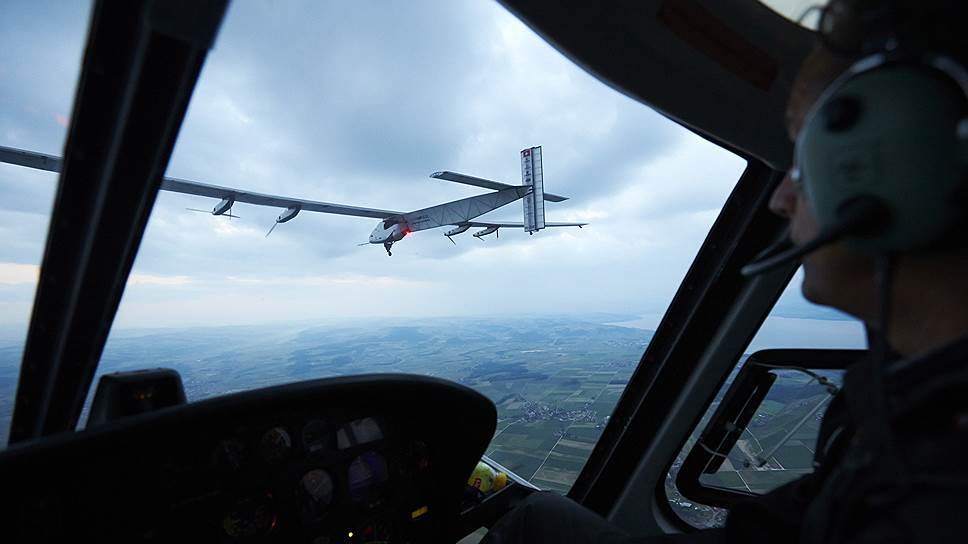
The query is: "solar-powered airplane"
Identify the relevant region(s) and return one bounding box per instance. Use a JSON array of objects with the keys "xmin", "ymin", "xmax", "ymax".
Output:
[{"xmin": 0, "ymin": 144, "xmax": 585, "ymax": 256}]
